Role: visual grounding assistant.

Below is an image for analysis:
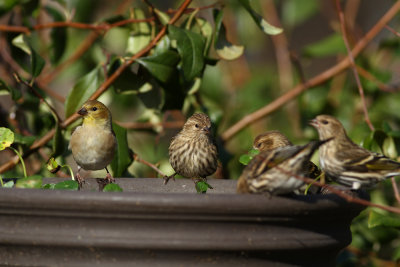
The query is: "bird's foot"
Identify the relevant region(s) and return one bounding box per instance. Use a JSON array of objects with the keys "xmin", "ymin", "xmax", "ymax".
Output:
[
  {"xmin": 76, "ymin": 173, "xmax": 85, "ymax": 190},
  {"xmin": 163, "ymin": 174, "xmax": 176, "ymax": 185},
  {"xmin": 96, "ymin": 173, "xmax": 115, "ymax": 191}
]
